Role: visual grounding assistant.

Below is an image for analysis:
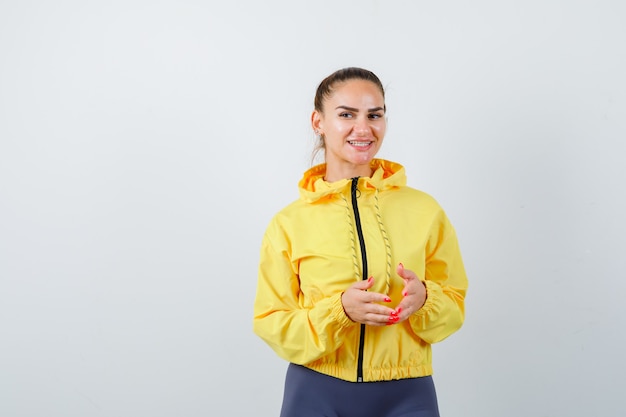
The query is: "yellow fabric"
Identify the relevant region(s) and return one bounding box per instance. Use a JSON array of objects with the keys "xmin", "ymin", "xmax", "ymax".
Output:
[{"xmin": 253, "ymin": 159, "xmax": 468, "ymax": 382}]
